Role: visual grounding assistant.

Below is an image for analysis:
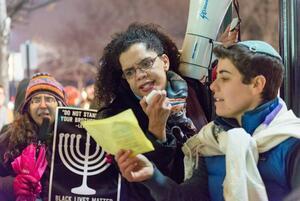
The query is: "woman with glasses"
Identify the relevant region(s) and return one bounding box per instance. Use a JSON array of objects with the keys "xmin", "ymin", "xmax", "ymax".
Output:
[
  {"xmin": 95, "ymin": 22, "xmax": 237, "ymax": 201},
  {"xmin": 0, "ymin": 73, "xmax": 67, "ymax": 201}
]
